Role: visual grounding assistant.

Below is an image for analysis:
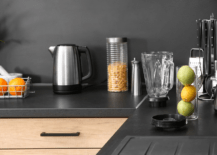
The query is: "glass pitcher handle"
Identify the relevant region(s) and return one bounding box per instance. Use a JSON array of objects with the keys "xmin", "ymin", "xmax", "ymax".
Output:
[
  {"xmin": 162, "ymin": 60, "xmax": 174, "ymax": 91},
  {"xmin": 168, "ymin": 61, "xmax": 174, "ymax": 90},
  {"xmin": 153, "ymin": 60, "xmax": 162, "ymax": 90}
]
